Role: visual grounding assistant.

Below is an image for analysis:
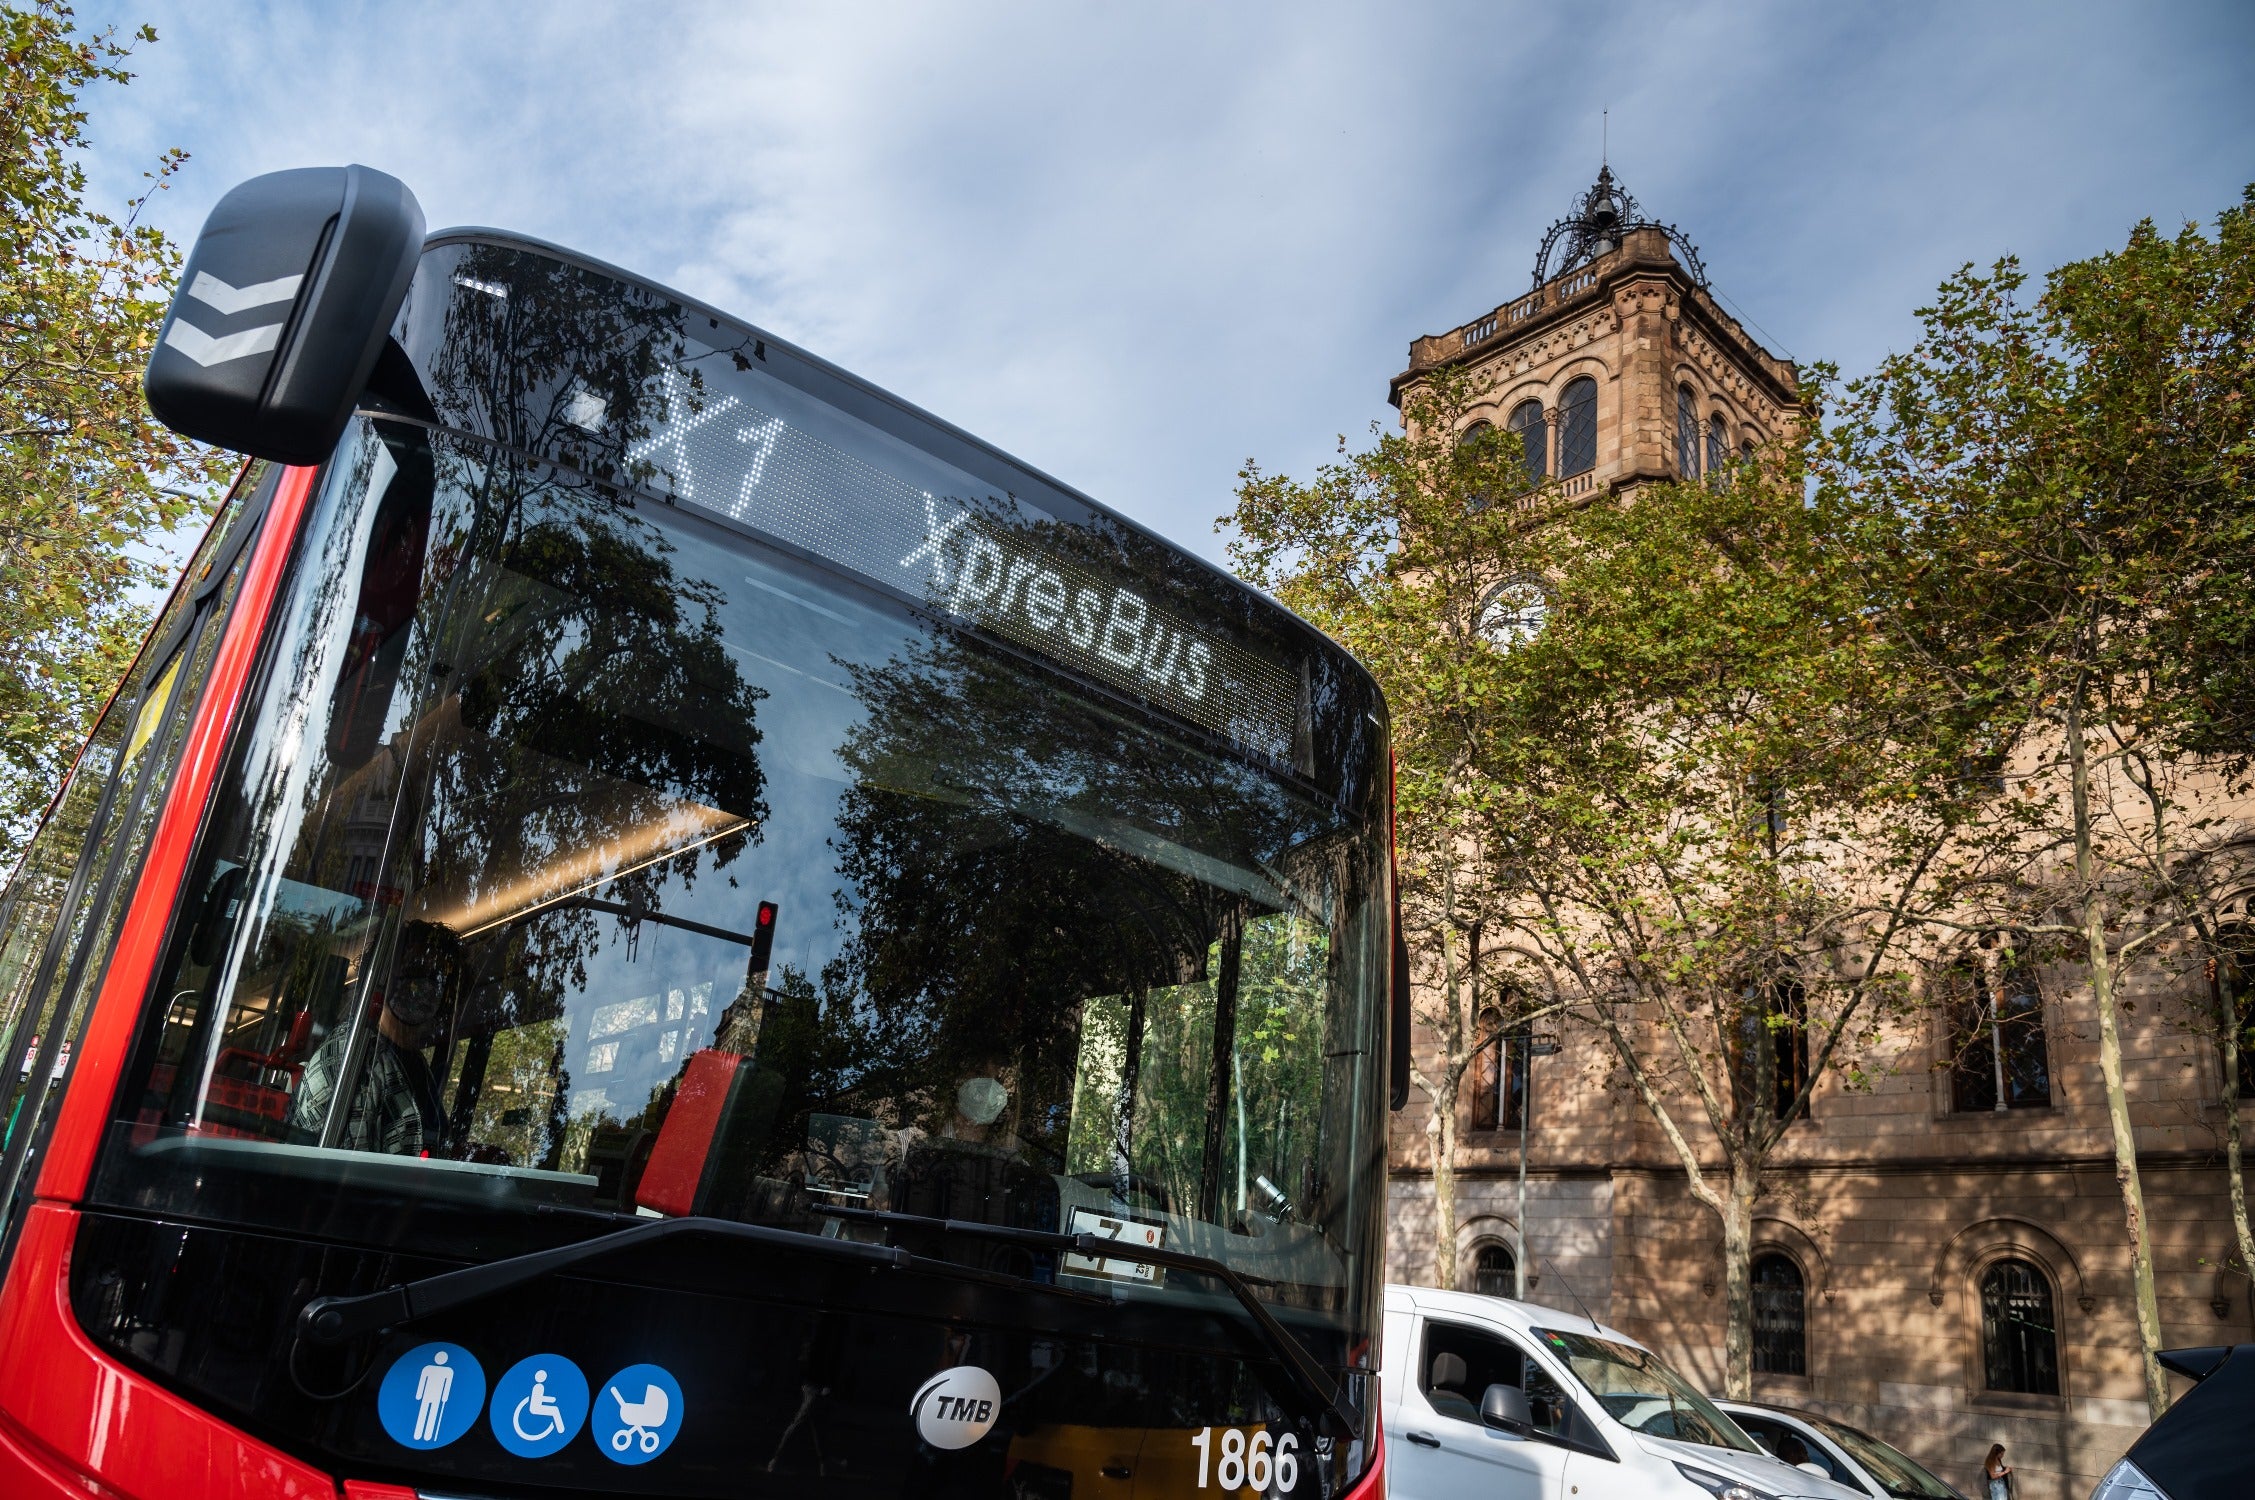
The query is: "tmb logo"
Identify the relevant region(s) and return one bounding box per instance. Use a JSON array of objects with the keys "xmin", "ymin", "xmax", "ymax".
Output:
[{"xmin": 909, "ymin": 1365, "xmax": 1001, "ymax": 1451}]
